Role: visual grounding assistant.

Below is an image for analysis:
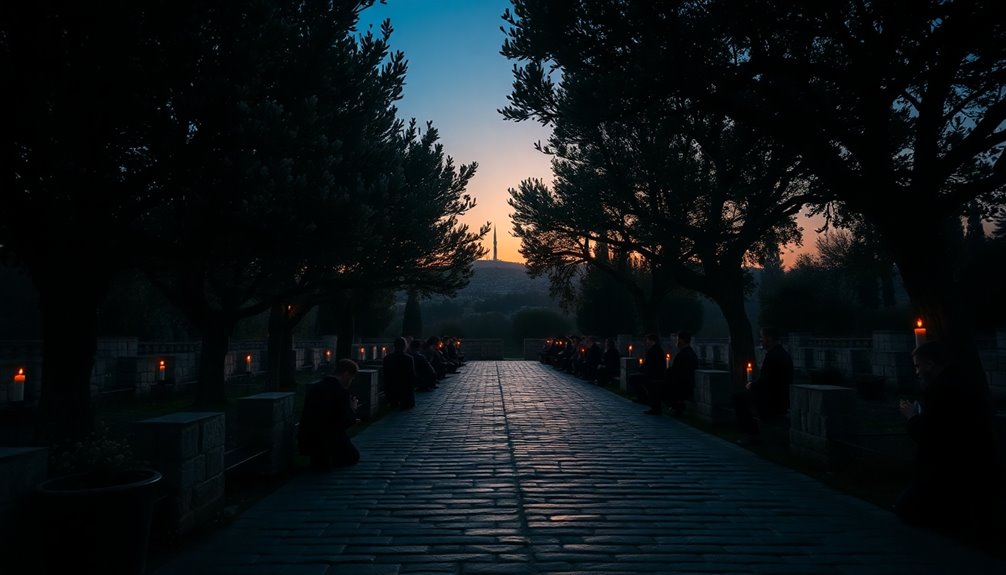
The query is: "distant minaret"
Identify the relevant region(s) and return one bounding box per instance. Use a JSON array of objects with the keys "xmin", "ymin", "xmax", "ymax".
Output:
[{"xmin": 493, "ymin": 224, "xmax": 498, "ymax": 261}]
